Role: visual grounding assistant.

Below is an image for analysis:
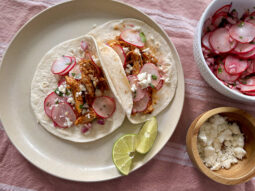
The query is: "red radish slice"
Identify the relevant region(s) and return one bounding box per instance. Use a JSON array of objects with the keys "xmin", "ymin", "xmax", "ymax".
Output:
[
  {"xmin": 69, "ymin": 64, "xmax": 81, "ymax": 78},
  {"xmin": 229, "ymin": 22, "xmax": 255, "ymax": 43},
  {"xmin": 240, "ymin": 84, "xmax": 255, "ymax": 92},
  {"xmin": 242, "ymin": 91, "xmax": 255, "ymax": 96},
  {"xmin": 58, "ymin": 57, "xmax": 76, "ymax": 76},
  {"xmin": 51, "ymin": 102, "xmax": 76, "ymax": 128},
  {"xmin": 140, "ymin": 63, "xmax": 161, "ymax": 87},
  {"xmin": 209, "ymin": 28, "xmax": 237, "ymax": 53},
  {"xmin": 203, "ymin": 18, "xmax": 215, "ymax": 34},
  {"xmin": 88, "ymin": 53, "xmax": 101, "ymax": 73},
  {"xmin": 111, "ymin": 44, "xmax": 126, "ymax": 66},
  {"xmin": 232, "ymin": 42, "xmax": 255, "ymax": 54},
  {"xmin": 81, "ymin": 40, "xmax": 88, "ymax": 51},
  {"xmin": 247, "ymin": 18, "xmax": 255, "ymax": 25},
  {"xmin": 58, "ymin": 78, "xmax": 66, "ymax": 86},
  {"xmin": 213, "ymin": 4, "xmax": 232, "ymax": 17},
  {"xmin": 156, "ymin": 79, "xmax": 164, "ymax": 90},
  {"xmin": 127, "ymin": 75, "xmax": 146, "ymax": 102},
  {"xmin": 212, "ymin": 12, "xmax": 228, "ymax": 27},
  {"xmin": 132, "ymin": 91, "xmax": 150, "ymax": 113},
  {"xmin": 239, "ymin": 76, "xmax": 255, "ymax": 86},
  {"xmin": 51, "ymin": 56, "xmax": 72, "ymax": 74},
  {"xmin": 226, "ymin": 17, "xmax": 237, "ymax": 25},
  {"xmin": 216, "ymin": 64, "xmax": 240, "ymax": 82},
  {"xmin": 44, "ymin": 92, "xmax": 65, "ymax": 118},
  {"xmin": 202, "ymin": 32, "xmax": 213, "ymax": 50},
  {"xmin": 92, "ymin": 96, "xmax": 116, "ymax": 119},
  {"xmin": 120, "ymin": 29, "xmax": 144, "ymax": 48},
  {"xmin": 224, "ymin": 55, "xmax": 248, "ymax": 74},
  {"xmin": 238, "ymin": 48, "xmax": 255, "ymax": 59}
]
